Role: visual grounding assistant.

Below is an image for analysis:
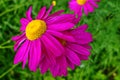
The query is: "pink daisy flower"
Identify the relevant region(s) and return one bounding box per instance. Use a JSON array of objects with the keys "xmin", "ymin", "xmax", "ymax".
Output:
[
  {"xmin": 12, "ymin": 5, "xmax": 79, "ymax": 72},
  {"xmin": 69, "ymin": 0, "xmax": 100, "ymax": 16},
  {"xmin": 40, "ymin": 24, "xmax": 93, "ymax": 77}
]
